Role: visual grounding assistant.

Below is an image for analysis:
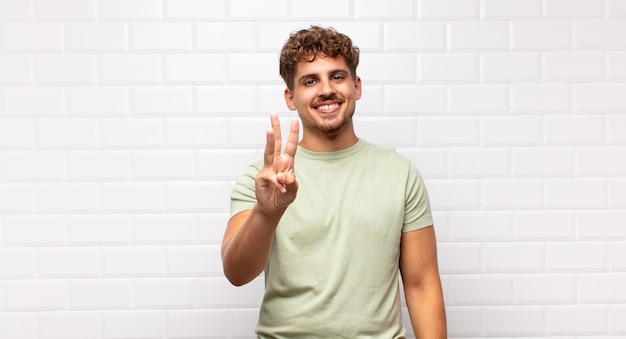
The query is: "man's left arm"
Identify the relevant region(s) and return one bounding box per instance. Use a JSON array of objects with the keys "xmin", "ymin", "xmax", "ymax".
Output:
[{"xmin": 399, "ymin": 226, "xmax": 447, "ymax": 339}]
